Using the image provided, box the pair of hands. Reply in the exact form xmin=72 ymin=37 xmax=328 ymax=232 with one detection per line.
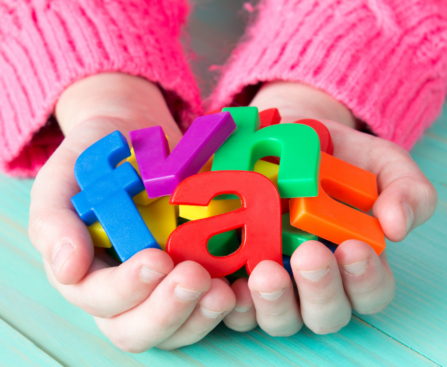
xmin=28 ymin=73 xmax=437 ymax=352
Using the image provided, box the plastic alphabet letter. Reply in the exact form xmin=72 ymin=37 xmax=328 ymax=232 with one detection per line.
xmin=88 ymin=222 xmax=112 ymax=248
xmin=130 ymin=112 xmax=236 ymax=198
xmin=71 ymin=131 xmax=160 ymax=262
xmin=167 ymin=171 xmax=283 ymax=278
xmin=124 ymin=148 xmax=160 ymax=206
xmin=289 ymin=152 xmax=386 ymax=255
xmin=281 ymin=213 xmax=317 ymax=256
xmin=179 ymin=198 xmax=241 ymax=220
xmin=261 ymin=115 xmax=334 ymax=165
xmin=259 ymin=108 xmax=282 ymax=164
xmin=282 ymin=255 xmax=293 ymax=278
xmin=88 ymin=196 xmax=177 ymax=251
xmin=212 ymin=107 xmax=320 ymax=198
xmin=295 ymin=119 xmax=333 ymax=155
xmin=137 ymin=196 xmax=178 ymax=251
xmin=259 ymin=108 xmax=281 ymax=129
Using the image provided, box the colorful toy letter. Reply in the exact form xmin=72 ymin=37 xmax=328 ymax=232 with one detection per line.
xmin=296 ymin=119 xmax=334 ymax=155
xmin=212 ymin=107 xmax=321 ymax=198
xmin=167 ymin=171 xmax=283 ymax=278
xmin=259 ymin=108 xmax=281 ymax=129
xmin=124 ymin=149 xmax=160 ymax=206
xmin=281 ymin=213 xmax=317 ymax=256
xmin=71 ymin=131 xmax=160 ymax=262
xmin=137 ymin=196 xmax=177 ymax=251
xmin=179 ymin=157 xmax=280 ymax=220
xmin=179 ymin=198 xmax=241 ymax=220
xmin=260 ymin=110 xmax=333 ymax=165
xmin=130 ymin=112 xmax=236 ymax=198
xmin=289 ymin=152 xmax=386 ymax=255
xmin=87 ymin=221 xmax=112 ymax=248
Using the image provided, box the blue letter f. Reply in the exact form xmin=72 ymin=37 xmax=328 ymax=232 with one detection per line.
xmin=71 ymin=131 xmax=160 ymax=262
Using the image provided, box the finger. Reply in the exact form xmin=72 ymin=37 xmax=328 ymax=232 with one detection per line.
xmin=44 ymin=248 xmax=174 ymax=318
xmin=29 ymin=117 xmax=139 ymax=285
xmin=319 ymin=121 xmax=437 ymax=242
xmin=158 ymin=278 xmax=236 ymax=350
xmin=248 ymin=261 xmax=302 ymax=337
xmin=372 ymin=166 xmax=437 ymax=241
xmin=95 ymin=261 xmax=211 ymax=353
xmin=224 ymin=278 xmax=257 ymax=332
xmin=335 ymin=240 xmax=395 ymax=314
xmin=291 ymin=241 xmax=351 ymax=334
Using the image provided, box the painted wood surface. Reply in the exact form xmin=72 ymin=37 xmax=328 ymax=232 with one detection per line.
xmin=0 ymin=0 xmax=446 ymax=365
xmin=0 ymin=319 xmax=62 ymax=367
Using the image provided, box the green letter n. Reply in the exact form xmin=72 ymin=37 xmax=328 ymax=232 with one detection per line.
xmin=211 ymin=107 xmax=320 ymax=198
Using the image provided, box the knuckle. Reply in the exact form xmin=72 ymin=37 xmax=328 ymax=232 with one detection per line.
xmin=108 ymin=323 xmax=148 ymax=353
xmin=308 ymin=317 xmax=351 ymax=335
xmin=353 ymin=277 xmax=395 ymax=315
xmin=157 ymin=344 xmax=177 ymax=351
xmin=45 ymin=270 xmax=59 ymax=290
xmin=263 ymin=308 xmax=291 ymax=320
xmin=223 ymin=318 xmax=257 ymax=333
xmin=265 ymin=324 xmax=301 ymax=337
xmin=304 ymin=289 xmax=339 ymax=306
xmin=356 ymin=303 xmax=389 ymax=315
xmin=28 ymin=206 xmax=58 ymax=259
xmin=310 ymin=324 xmax=344 ymax=335
xmin=423 ymin=181 xmax=438 ymax=210
xmin=28 ymin=206 xmax=47 ymax=244
xmin=76 ymin=287 xmax=99 ymax=316
xmin=267 ymin=329 xmax=297 ymax=337
xmin=152 ymin=311 xmax=181 ymax=331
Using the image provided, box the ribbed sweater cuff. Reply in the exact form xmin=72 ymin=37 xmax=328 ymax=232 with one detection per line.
xmin=0 ymin=0 xmax=201 ymax=177
xmin=211 ymin=0 xmax=447 ymax=150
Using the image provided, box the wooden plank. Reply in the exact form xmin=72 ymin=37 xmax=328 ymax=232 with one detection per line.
xmin=179 ymin=320 xmax=436 ymax=367
xmin=352 ymin=106 xmax=447 ymax=366
xmin=0 ymin=282 xmax=200 ymax=367
xmin=0 ymin=318 xmax=62 ymax=367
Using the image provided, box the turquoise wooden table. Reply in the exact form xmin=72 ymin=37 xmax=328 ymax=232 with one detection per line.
xmin=1 ymin=1 xmax=447 ymax=366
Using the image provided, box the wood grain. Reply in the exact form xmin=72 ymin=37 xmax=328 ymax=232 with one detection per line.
xmin=353 ymin=106 xmax=447 ymax=366
xmin=0 ymin=318 xmax=61 ymax=367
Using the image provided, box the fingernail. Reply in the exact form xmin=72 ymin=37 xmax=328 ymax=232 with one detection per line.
xmin=52 ymin=241 xmax=74 ymax=275
xmin=175 ymin=285 xmax=203 ymax=301
xmin=342 ymin=260 xmax=368 ymax=275
xmin=299 ymin=267 xmax=329 ymax=282
xmin=235 ymin=306 xmax=253 ymax=313
xmin=139 ymin=266 xmax=166 ymax=283
xmin=259 ymin=288 xmax=285 ymax=301
xmin=200 ymin=306 xmax=225 ymax=319
xmin=402 ymin=201 xmax=414 ymax=232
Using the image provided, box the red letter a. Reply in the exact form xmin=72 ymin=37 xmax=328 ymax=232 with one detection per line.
xmin=167 ymin=171 xmax=283 ymax=278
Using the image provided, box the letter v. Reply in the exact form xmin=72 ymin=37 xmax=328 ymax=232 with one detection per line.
xmin=130 ymin=112 xmax=236 ymax=198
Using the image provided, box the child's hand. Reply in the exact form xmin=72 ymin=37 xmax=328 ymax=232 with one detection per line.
xmin=28 ymin=73 xmax=236 ymax=352
xmin=223 ymin=81 xmax=438 ymax=336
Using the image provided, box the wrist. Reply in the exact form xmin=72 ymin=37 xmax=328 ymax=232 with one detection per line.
xmin=55 ymin=73 xmax=183 ymax=146
xmin=250 ymin=81 xmax=356 ymax=129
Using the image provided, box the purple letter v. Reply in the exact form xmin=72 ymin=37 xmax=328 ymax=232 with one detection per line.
xmin=130 ymin=111 xmax=236 ymax=198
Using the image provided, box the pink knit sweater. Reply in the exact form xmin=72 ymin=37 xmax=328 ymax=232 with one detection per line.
xmin=1 ymin=0 xmax=447 ymax=177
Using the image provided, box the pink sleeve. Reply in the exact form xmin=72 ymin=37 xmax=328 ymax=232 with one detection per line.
xmin=211 ymin=0 xmax=447 ymax=150
xmin=0 ymin=0 xmax=202 ymax=177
